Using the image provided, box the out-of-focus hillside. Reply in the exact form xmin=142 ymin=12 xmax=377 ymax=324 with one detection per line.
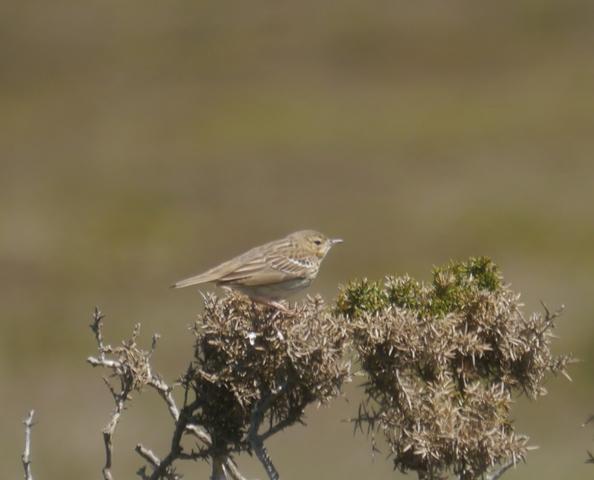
xmin=2 ymin=1 xmax=594 ymax=478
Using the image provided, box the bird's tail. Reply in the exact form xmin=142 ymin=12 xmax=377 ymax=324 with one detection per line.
xmin=170 ymin=272 xmax=215 ymax=289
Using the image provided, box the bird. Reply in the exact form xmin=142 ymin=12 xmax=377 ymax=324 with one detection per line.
xmin=171 ymin=230 xmax=343 ymax=311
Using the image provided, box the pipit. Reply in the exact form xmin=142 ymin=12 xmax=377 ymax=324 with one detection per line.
xmin=172 ymin=230 xmax=343 ymax=311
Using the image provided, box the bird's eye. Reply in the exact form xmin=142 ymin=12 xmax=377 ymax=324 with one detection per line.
xmin=314 ymin=239 xmax=322 ymax=245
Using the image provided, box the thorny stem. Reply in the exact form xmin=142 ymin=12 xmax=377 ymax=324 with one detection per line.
xmin=22 ymin=410 xmax=35 ymax=480
xmin=260 ymin=416 xmax=299 ymax=442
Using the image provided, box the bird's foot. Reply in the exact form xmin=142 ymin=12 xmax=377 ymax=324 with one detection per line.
xmin=251 ymin=298 xmax=295 ymax=316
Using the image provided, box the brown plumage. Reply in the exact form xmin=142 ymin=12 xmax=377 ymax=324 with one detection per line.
xmin=172 ymin=230 xmax=342 ymax=308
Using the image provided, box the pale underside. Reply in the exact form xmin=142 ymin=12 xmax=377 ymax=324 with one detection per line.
xmin=228 ymin=277 xmax=313 ymax=301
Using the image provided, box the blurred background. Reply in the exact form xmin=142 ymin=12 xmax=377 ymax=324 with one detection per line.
xmin=2 ymin=1 xmax=594 ymax=478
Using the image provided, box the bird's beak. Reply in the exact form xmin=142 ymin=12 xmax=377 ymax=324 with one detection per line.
xmin=331 ymin=238 xmax=344 ymax=245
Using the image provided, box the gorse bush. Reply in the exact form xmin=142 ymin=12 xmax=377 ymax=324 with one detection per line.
xmin=85 ymin=257 xmax=571 ymax=480
xmin=191 ymin=293 xmax=351 ymax=470
xmin=338 ymin=257 xmax=572 ymax=479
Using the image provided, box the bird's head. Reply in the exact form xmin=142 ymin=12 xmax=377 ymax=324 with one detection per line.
xmin=290 ymin=230 xmax=343 ymax=259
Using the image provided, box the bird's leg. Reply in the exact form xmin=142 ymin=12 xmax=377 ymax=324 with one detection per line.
xmin=251 ymin=297 xmax=294 ymax=316
xmin=269 ymin=300 xmax=293 ymax=315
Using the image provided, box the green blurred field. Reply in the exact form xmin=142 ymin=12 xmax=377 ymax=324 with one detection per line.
xmin=2 ymin=1 xmax=594 ymax=478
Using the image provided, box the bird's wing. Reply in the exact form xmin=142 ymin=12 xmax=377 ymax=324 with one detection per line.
xmin=172 ymin=238 xmax=297 ymax=289
xmin=269 ymin=254 xmax=316 ymax=277
xmin=170 ymin=246 xmax=262 ymax=289
xmin=218 ymin=263 xmax=290 ymax=286
xmin=217 ymin=250 xmax=308 ymax=286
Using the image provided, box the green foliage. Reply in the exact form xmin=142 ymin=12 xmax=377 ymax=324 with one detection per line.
xmin=339 ymin=256 xmax=502 ymax=319
xmin=336 ymin=278 xmax=388 ymax=317
xmin=429 ymin=256 xmax=502 ymax=316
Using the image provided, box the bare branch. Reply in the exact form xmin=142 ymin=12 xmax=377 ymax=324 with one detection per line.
xmin=22 ymin=410 xmax=35 ymax=480
xmin=145 ymin=370 xmax=246 ymax=480
xmin=136 ymin=444 xmax=162 ymax=469
xmin=221 ymin=457 xmax=249 ymax=480
xmin=147 ymin=376 xmax=181 ymax=422
xmin=486 ymin=460 xmax=515 ymax=480
xmin=90 ymin=306 xmax=107 ymax=361
xmin=149 ymin=334 xmax=161 ymax=358
xmin=211 ymin=456 xmax=231 ymax=480
xmin=248 ymin=396 xmax=280 ymax=480
xmin=87 ymin=307 xmax=121 ymax=372
xmin=259 ymin=416 xmax=299 ymax=442
xmin=147 ymin=400 xmax=196 ymax=480
xmin=88 ymin=309 xmax=136 ymax=480
xmin=87 ymin=309 xmax=205 ymax=480
xmin=101 ymin=380 xmax=132 ymax=480
xmin=88 ymin=356 xmax=121 ymax=370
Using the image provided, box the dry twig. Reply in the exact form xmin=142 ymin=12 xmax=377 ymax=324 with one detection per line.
xmin=87 ymin=307 xmax=248 ymax=480
xmin=486 ymin=460 xmax=515 ymax=480
xmin=22 ymin=410 xmax=35 ymax=480
xmin=87 ymin=307 xmax=137 ymax=480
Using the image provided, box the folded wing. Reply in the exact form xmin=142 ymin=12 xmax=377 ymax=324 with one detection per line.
xmin=171 ymin=238 xmax=304 ymax=289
